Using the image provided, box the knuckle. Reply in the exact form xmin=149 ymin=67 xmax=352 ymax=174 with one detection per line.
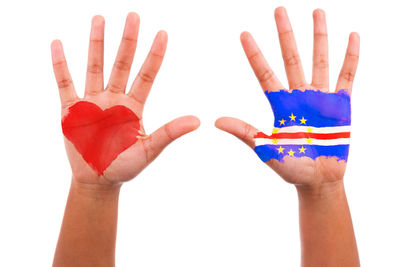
xmin=312 ymin=82 xmax=325 ymax=88
xmin=90 ymin=39 xmax=104 ymax=45
xmin=278 ymin=30 xmax=294 ymax=39
xmin=150 ymin=50 xmax=163 ymax=58
xmin=122 ymin=36 xmax=138 ymax=43
xmin=291 ymin=81 xmax=306 ymax=89
xmin=243 ymin=123 xmax=252 ymax=140
xmin=258 ymin=68 xmax=275 ymax=83
xmin=87 ymin=64 xmax=103 ymax=74
xmin=345 ymin=53 xmax=360 ymax=66
xmin=164 ymin=123 xmax=174 ymax=141
xmin=85 ymin=90 xmax=99 ymax=96
xmin=340 ymin=71 xmax=355 ymax=82
xmin=347 ymin=53 xmax=359 ymax=60
xmin=284 ymin=54 xmax=301 ymax=67
xmin=248 ymin=51 xmax=261 ymax=63
xmin=107 ymin=82 xmax=123 ymax=93
xmin=313 ymin=55 xmax=329 ymax=70
xmin=138 ymin=71 xmax=155 ymax=83
xmin=130 ymin=93 xmax=145 ymax=105
xmin=141 ymin=135 xmax=153 ymax=163
xmin=113 ymin=60 xmax=131 ymax=72
xmin=53 ymin=60 xmax=66 ymax=67
xmin=57 ymin=78 xmax=72 ymax=89
xmin=314 ymin=33 xmax=328 ymax=39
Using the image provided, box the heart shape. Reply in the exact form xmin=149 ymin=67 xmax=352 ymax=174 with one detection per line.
xmin=62 ymin=101 xmax=141 ymax=175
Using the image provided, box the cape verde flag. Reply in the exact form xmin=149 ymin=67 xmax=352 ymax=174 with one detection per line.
xmin=254 ymin=89 xmax=351 ymax=162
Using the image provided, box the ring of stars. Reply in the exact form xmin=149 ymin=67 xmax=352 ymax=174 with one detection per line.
xmin=272 ymin=113 xmax=311 ymax=158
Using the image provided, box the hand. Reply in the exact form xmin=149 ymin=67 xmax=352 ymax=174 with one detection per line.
xmin=215 ymin=7 xmax=360 ymax=189
xmin=51 ymin=13 xmax=200 ymax=187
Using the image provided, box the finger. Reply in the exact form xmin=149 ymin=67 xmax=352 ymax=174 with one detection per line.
xmin=215 ymin=118 xmax=282 ymax=166
xmin=142 ymin=116 xmax=200 ymax=161
xmin=240 ymin=31 xmax=284 ymax=92
xmin=336 ymin=32 xmax=360 ymax=95
xmin=311 ymin=9 xmax=329 ymax=90
xmin=128 ymin=31 xmax=168 ymax=105
xmin=51 ymin=40 xmax=78 ymax=108
xmin=85 ymin=15 xmax=105 ymax=96
xmin=274 ymin=7 xmax=307 ymax=89
xmin=106 ymin=12 xmax=140 ymax=94
xmin=215 ymin=117 xmax=259 ymax=148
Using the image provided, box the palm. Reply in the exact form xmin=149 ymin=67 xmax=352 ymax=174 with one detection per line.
xmin=52 ymin=13 xmax=199 ymax=186
xmin=271 ymin=83 xmax=349 ymax=185
xmin=216 ymin=8 xmax=359 ymax=186
xmin=62 ymin=93 xmax=146 ymax=185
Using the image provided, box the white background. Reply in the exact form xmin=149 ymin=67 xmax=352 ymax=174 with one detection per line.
xmin=0 ymin=0 xmax=399 ymax=266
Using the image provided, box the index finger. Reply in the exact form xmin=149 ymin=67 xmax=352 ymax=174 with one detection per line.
xmin=128 ymin=31 xmax=168 ymax=107
xmin=336 ymin=32 xmax=360 ymax=96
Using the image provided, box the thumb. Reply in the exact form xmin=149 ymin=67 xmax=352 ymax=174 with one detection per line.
xmin=215 ymin=116 xmax=278 ymax=163
xmin=215 ymin=116 xmax=258 ymax=148
xmin=143 ymin=115 xmax=200 ymax=161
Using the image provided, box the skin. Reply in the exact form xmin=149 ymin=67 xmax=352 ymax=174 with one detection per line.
xmin=215 ymin=7 xmax=360 ymax=267
xmin=51 ymin=13 xmax=200 ymax=267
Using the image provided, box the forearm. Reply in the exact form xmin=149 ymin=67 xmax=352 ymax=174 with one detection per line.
xmin=296 ymin=181 xmax=359 ymax=267
xmin=53 ymin=179 xmax=121 ymax=267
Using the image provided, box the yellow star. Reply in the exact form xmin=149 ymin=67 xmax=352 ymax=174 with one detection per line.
xmin=288 ymin=149 xmax=295 ymax=156
xmin=307 ymin=127 xmax=313 ymax=133
xmin=272 ymin=138 xmax=278 ymax=144
xmin=279 ymin=118 xmax=286 ymax=125
xmin=277 ymin=146 xmax=284 ymax=154
xmin=289 ymin=113 xmax=296 ymax=121
xmin=272 ymin=128 xmax=279 ymax=134
xmin=300 ymin=117 xmax=307 ymax=124
xmin=299 ymin=146 xmax=306 ymax=153
xmin=307 ymin=138 xmax=312 ymax=144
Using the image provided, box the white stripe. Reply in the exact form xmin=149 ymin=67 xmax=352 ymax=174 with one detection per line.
xmin=273 ymin=125 xmax=351 ymax=134
xmin=254 ymin=138 xmax=350 ymax=146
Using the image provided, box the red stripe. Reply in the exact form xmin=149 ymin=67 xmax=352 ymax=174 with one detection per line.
xmin=254 ymin=131 xmax=350 ymax=140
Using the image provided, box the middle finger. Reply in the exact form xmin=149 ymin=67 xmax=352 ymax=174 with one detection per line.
xmin=275 ymin=7 xmax=306 ymax=89
xmin=106 ymin=12 xmax=140 ymax=94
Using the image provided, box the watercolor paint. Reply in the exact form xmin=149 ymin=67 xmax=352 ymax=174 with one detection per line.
xmin=254 ymin=89 xmax=351 ymax=162
xmin=62 ymin=101 xmax=141 ymax=175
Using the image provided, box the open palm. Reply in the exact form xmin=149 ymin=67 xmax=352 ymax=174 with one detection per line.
xmin=216 ymin=7 xmax=360 ymax=187
xmin=51 ymin=13 xmax=199 ymax=186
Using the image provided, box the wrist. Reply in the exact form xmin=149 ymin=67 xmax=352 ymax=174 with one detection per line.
xmin=296 ymin=180 xmax=345 ymax=201
xmin=296 ymin=180 xmax=349 ymax=223
xmin=70 ymin=178 xmax=122 ymax=201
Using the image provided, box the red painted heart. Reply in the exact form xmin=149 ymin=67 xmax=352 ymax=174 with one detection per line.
xmin=62 ymin=101 xmax=141 ymax=175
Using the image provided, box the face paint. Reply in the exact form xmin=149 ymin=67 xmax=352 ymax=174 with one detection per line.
xmin=62 ymin=101 xmax=141 ymax=175
xmin=254 ymin=89 xmax=351 ymax=162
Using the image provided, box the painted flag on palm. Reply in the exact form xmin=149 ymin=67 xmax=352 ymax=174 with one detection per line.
xmin=254 ymin=89 xmax=351 ymax=162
